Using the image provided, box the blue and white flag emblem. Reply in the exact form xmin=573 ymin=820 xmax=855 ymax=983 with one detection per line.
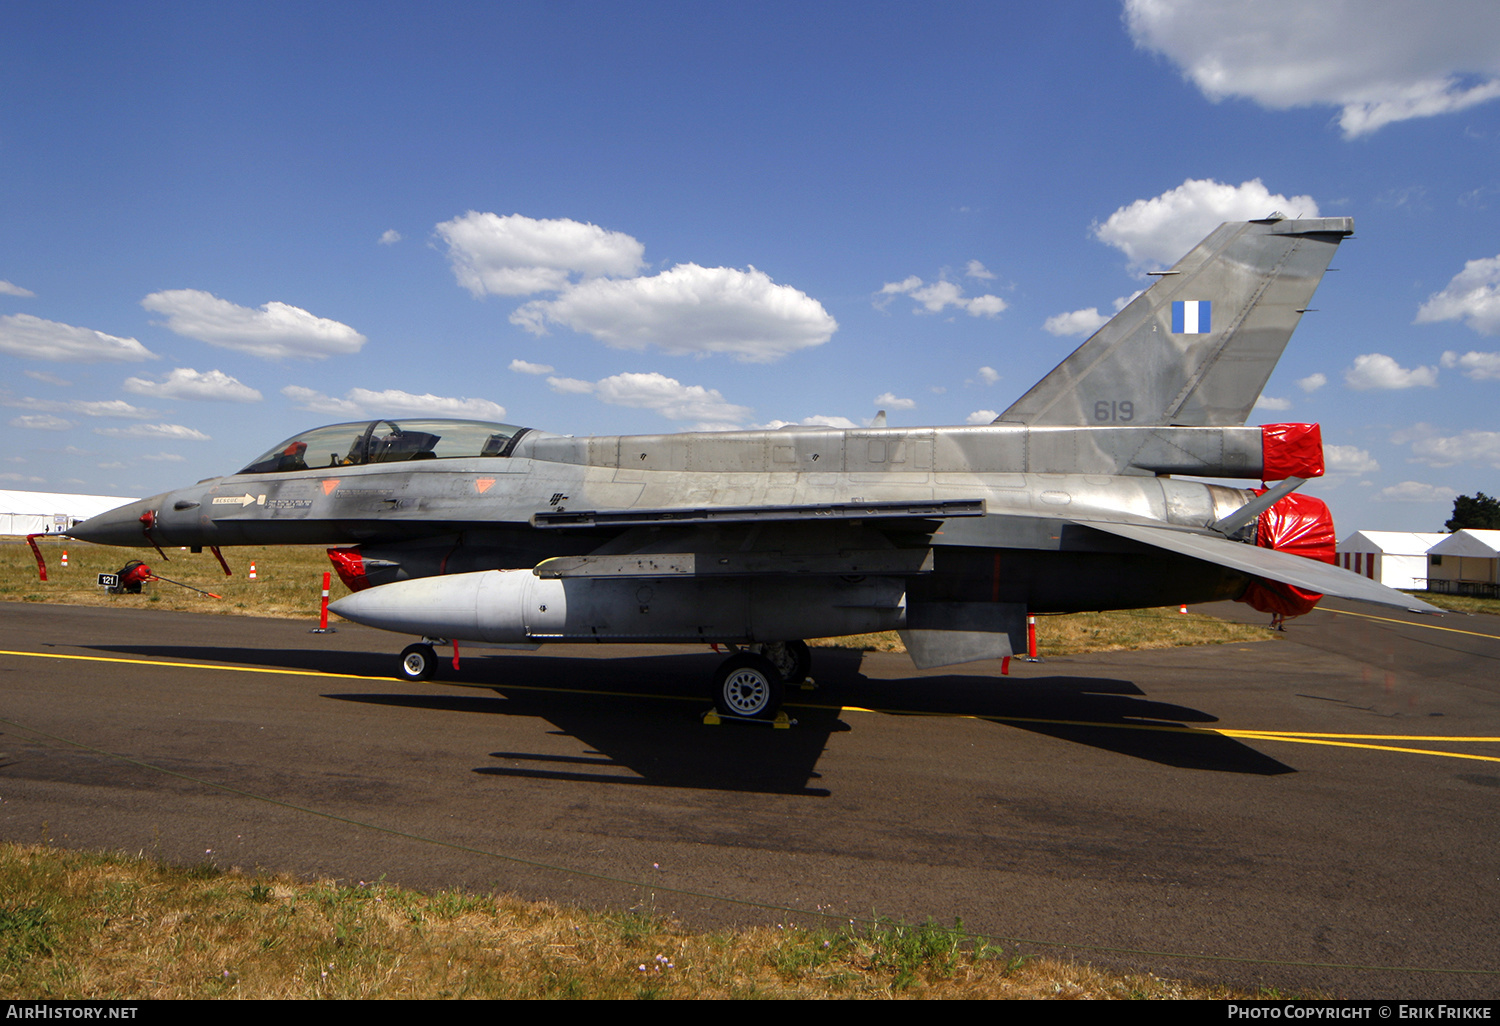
xmin=1172 ymin=300 xmax=1211 ymax=334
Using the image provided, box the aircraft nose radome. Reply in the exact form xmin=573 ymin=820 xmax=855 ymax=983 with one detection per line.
xmin=67 ymin=497 xmax=161 ymax=546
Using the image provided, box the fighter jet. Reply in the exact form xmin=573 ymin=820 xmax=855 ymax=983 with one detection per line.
xmin=71 ymin=215 xmax=1440 ymax=720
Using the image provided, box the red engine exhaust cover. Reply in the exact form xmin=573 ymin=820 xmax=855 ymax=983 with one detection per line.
xmin=1237 ymin=491 xmax=1337 ymax=617
xmin=1261 ymin=422 xmax=1325 ymax=481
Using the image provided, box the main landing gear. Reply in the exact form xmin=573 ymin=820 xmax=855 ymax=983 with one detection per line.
xmin=391 ymin=635 xmax=812 ymax=727
xmin=708 ymin=640 xmax=811 ymax=724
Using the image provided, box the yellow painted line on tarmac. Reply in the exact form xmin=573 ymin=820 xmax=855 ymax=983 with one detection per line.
xmin=0 ymin=647 xmax=707 ymax=704
xmin=1323 ymin=606 xmax=1500 ymax=641
xmin=0 ymin=647 xmax=395 ymax=682
xmin=1224 ymin=733 xmax=1500 ymax=763
xmin=836 ymin=705 xmax=1500 ymax=762
xmin=5 ymin=647 xmax=1499 ymax=761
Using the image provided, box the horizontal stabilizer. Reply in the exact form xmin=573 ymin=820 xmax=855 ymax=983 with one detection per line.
xmin=1080 ymin=520 xmax=1443 ymax=614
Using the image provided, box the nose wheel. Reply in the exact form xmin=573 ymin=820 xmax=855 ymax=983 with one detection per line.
xmin=398 ymin=642 xmax=437 ymax=682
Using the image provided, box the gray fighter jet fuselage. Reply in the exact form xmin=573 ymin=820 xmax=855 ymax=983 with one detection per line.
xmin=71 ymin=215 xmax=1440 ymax=720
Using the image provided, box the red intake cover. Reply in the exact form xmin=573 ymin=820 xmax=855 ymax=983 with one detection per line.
xmin=1261 ymin=423 xmax=1324 ymax=481
xmin=1237 ymin=491 xmax=1336 ymax=617
xmin=327 ymin=547 xmax=371 ymax=592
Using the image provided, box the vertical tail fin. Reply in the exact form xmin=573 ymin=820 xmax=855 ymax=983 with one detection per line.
xmin=997 ymin=216 xmax=1354 ymax=427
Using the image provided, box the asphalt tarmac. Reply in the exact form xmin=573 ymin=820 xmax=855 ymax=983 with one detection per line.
xmin=2 ymin=598 xmax=1498 ymax=998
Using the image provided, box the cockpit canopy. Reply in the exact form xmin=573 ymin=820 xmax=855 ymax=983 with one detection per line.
xmin=239 ymin=419 xmax=530 ymax=475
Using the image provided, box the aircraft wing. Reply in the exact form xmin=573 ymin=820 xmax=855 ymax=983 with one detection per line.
xmin=1078 ymin=520 xmax=1443 ymax=614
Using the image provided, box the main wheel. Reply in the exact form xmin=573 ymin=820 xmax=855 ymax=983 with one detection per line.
xmin=757 ymin=640 xmax=811 ymax=684
xmin=712 ymin=652 xmax=785 ymax=719
xmin=398 ymin=643 xmax=437 ymax=682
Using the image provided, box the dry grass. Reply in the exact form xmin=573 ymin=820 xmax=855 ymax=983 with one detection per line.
xmin=812 ymin=607 xmax=1273 ymax=658
xmin=0 ymin=843 xmax=1264 ymax=1000
xmin=1 ymin=538 xmax=350 ymax=620
xmin=1405 ymin=591 xmax=1500 ymax=616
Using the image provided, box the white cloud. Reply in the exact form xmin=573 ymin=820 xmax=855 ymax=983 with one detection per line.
xmin=1441 ymin=350 xmax=1500 ymax=380
xmin=1344 ymin=353 xmax=1439 ymax=390
xmin=1253 ymin=395 xmax=1292 ymax=411
xmin=1376 ymin=481 xmax=1462 ymax=503
xmin=141 ymin=452 xmax=187 ymax=462
xmin=508 ymin=359 xmax=555 ymax=375
xmin=544 ymin=376 xmax=597 ymax=395
xmin=0 ymin=280 xmax=35 ymax=297
xmin=1044 ymin=293 xmax=1140 ymax=337
xmin=977 ymin=366 xmax=1000 ymax=385
xmin=514 ymin=263 xmax=836 ymax=362
xmin=141 ymin=290 xmax=366 ymax=359
xmin=0 ymin=313 xmax=157 ymax=363
xmin=874 ymin=392 xmax=916 ymax=410
xmin=281 ymin=385 xmax=364 ymax=416
xmin=1416 ymin=256 xmax=1500 ymax=335
xmin=94 ymin=423 xmax=210 ymax=441
xmin=1044 ymin=307 xmax=1110 ymax=337
xmin=23 ymin=370 xmax=70 ymax=386
xmin=548 ymin=371 xmax=752 ymax=429
xmin=877 ymin=276 xmax=1008 ymax=318
xmin=378 ymin=229 xmax=402 ymax=245
xmin=1394 ymin=424 xmax=1500 ymax=468
xmin=1297 ymin=372 xmax=1328 ymax=393
xmin=436 ymin=211 xmax=646 ymax=297
xmin=0 ymin=472 xmax=47 ymax=483
xmin=1124 ymin=0 xmax=1500 ymax=137
xmin=3 ymin=397 xmax=157 ymax=420
xmin=345 ymin=388 xmax=507 ymax=421
xmin=965 ymin=260 xmax=996 ymax=280
xmin=279 ymin=385 xmax=505 ymax=420
xmin=966 ymin=410 xmax=999 ymax=425
xmin=1094 ymin=179 xmax=1320 ymax=267
xmin=1324 ymin=444 xmax=1380 ymax=475
xmin=758 ymin=415 xmax=860 ymax=430
xmin=124 ymin=367 xmax=263 ymax=403
xmin=10 ymin=414 xmax=72 ymax=431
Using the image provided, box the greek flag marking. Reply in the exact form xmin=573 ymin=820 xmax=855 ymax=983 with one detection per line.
xmin=1172 ymin=300 xmax=1211 ymax=334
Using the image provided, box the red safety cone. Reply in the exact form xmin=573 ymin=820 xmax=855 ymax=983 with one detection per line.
xmin=249 ymin=562 xmax=258 ymax=581
xmin=60 ymin=550 xmax=69 ymax=568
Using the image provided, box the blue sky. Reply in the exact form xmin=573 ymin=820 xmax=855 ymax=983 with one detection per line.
xmin=2 ymin=1 xmax=1498 ymax=532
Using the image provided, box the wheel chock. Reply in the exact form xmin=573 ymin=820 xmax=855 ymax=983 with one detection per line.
xmin=701 ymin=708 xmax=797 ymax=728
xmin=797 ymin=676 xmax=817 ymax=691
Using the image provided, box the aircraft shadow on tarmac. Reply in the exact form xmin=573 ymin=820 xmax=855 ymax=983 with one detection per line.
xmin=90 ymin=643 xmax=1293 ymax=790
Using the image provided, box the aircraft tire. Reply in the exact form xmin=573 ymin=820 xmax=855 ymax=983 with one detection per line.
xmin=398 ymin=643 xmax=437 ymax=682
xmin=712 ymin=652 xmax=784 ymax=720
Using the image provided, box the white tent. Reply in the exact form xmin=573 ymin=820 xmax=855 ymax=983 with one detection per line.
xmin=1427 ymin=530 xmax=1500 ymax=598
xmin=0 ymin=489 xmax=137 ymax=537
xmin=1335 ymin=531 xmax=1446 ymax=590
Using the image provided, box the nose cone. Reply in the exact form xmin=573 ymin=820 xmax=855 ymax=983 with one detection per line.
xmin=67 ymin=496 xmax=164 ymax=546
